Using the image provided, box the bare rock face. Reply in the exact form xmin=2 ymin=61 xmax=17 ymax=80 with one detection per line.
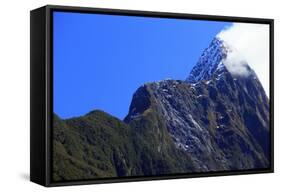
xmin=125 ymin=38 xmax=270 ymax=171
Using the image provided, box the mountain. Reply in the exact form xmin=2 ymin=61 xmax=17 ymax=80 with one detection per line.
xmin=53 ymin=37 xmax=270 ymax=181
xmin=125 ymin=37 xmax=269 ymax=170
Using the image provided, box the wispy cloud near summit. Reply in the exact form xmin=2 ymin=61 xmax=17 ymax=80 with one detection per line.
xmin=217 ymin=23 xmax=270 ymax=96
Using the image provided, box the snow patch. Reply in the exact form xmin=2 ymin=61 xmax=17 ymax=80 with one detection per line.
xmin=189 ymin=114 xmax=203 ymax=131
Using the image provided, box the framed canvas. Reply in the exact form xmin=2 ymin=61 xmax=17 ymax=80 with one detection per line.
xmin=30 ymin=5 xmax=274 ymax=187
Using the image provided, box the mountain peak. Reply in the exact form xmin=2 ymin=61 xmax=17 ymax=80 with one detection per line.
xmin=186 ymin=37 xmax=230 ymax=83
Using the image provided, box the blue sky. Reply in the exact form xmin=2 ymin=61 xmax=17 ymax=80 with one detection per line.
xmin=53 ymin=11 xmax=230 ymax=119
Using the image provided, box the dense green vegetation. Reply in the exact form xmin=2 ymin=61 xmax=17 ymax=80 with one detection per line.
xmin=53 ymin=108 xmax=196 ymax=181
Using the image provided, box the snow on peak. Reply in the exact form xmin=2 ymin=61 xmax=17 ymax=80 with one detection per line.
xmin=186 ymin=37 xmax=230 ymax=83
xmin=186 ymin=37 xmax=255 ymax=84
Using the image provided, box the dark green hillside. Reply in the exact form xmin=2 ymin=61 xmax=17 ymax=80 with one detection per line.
xmin=53 ymin=111 xmax=137 ymax=181
xmin=53 ymin=109 xmax=196 ymax=181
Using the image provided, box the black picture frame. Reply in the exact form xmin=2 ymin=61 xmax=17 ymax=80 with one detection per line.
xmin=30 ymin=5 xmax=274 ymax=187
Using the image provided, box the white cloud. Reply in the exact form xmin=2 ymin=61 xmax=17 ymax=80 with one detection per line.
xmin=217 ymin=23 xmax=270 ymax=96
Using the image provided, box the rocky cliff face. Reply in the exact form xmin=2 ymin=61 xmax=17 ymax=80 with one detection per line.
xmin=186 ymin=38 xmax=229 ymax=83
xmin=125 ymin=37 xmax=270 ymax=171
xmin=53 ymin=38 xmax=270 ymax=181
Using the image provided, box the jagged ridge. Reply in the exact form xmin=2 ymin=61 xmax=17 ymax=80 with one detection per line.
xmin=186 ymin=37 xmax=229 ymax=83
xmin=126 ymin=37 xmax=270 ymax=170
